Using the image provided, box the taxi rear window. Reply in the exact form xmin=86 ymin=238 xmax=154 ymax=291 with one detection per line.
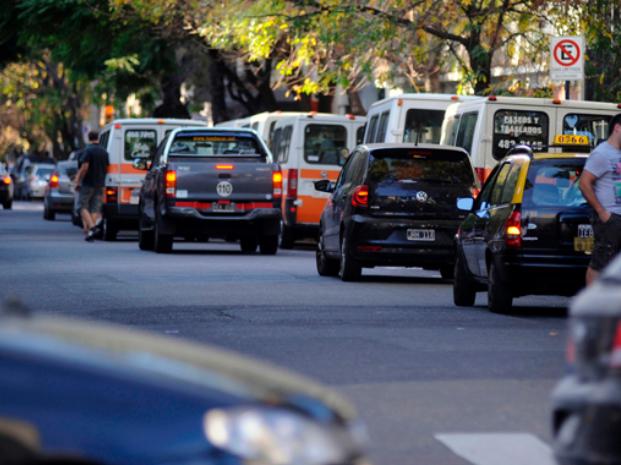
xmin=522 ymin=159 xmax=587 ymax=208
xmin=169 ymin=133 xmax=265 ymax=158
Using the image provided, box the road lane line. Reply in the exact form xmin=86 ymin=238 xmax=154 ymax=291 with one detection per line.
xmin=435 ymin=433 xmax=556 ymax=465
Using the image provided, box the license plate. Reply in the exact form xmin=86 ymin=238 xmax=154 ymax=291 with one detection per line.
xmin=212 ymin=202 xmax=235 ymax=212
xmin=407 ymin=229 xmax=435 ymax=241
xmin=574 ymin=224 xmax=593 ymax=254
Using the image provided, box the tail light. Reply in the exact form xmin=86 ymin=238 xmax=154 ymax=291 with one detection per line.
xmin=105 ymin=186 xmax=118 ymax=204
xmin=352 ymin=185 xmax=369 ymax=208
xmin=3 ymin=175 xmax=11 ymax=185
xmin=49 ymin=172 xmax=59 ymax=189
xmin=286 ymin=169 xmax=298 ymax=199
xmin=470 ymin=186 xmax=480 ymax=198
xmin=215 ymin=164 xmax=234 ymax=170
xmin=610 ymin=322 xmax=621 ymax=370
xmin=504 ymin=209 xmax=522 ymax=248
xmin=165 ymin=170 xmax=177 ymax=198
xmin=272 ymin=170 xmax=283 ymax=199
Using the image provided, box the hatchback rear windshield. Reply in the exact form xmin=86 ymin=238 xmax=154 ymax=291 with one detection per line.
xmin=368 ymin=148 xmax=474 ymax=185
xmin=169 ymin=133 xmax=265 ymax=157
xmin=34 ymin=167 xmax=54 ymax=177
xmin=522 ymin=159 xmax=587 ymax=208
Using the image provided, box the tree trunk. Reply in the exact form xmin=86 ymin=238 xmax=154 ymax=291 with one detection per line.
xmin=153 ymin=73 xmax=191 ymax=119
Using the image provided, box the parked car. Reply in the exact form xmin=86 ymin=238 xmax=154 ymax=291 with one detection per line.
xmin=18 ymin=163 xmax=55 ymax=199
xmin=314 ymin=143 xmax=477 ymax=281
xmin=0 ymin=310 xmax=367 ymax=465
xmin=0 ymin=165 xmax=14 ymax=209
xmin=551 ymin=253 xmax=621 ymax=465
xmin=43 ymin=160 xmax=78 ymax=220
xmin=453 ymin=139 xmax=593 ymax=313
xmin=137 ymin=127 xmax=282 ymax=254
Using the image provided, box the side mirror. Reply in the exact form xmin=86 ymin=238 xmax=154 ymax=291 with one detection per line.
xmin=314 ymin=179 xmax=335 ymax=193
xmin=133 ymin=159 xmax=148 ymax=171
xmin=456 ymin=197 xmax=474 ymax=211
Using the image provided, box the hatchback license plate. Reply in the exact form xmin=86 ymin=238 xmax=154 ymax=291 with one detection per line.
xmin=574 ymin=224 xmax=594 ymax=254
xmin=407 ymin=229 xmax=435 ymax=241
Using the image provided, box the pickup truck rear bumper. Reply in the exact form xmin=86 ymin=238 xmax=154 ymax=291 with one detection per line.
xmin=163 ymin=207 xmax=281 ymax=237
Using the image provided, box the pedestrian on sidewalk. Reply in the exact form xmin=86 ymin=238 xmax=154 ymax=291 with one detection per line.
xmin=580 ymin=113 xmax=621 ymax=285
xmin=74 ymin=131 xmax=109 ymax=242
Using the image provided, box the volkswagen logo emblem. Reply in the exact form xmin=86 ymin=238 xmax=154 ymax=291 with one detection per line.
xmin=415 ymin=191 xmax=428 ymax=203
xmin=216 ymin=181 xmax=233 ymax=197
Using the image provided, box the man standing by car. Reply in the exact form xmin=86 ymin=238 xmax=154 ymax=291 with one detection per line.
xmin=580 ymin=113 xmax=621 ymax=284
xmin=74 ymin=131 xmax=109 ymax=242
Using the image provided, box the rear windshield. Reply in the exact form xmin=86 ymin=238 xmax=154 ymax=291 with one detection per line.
xmin=368 ymin=148 xmax=474 ymax=186
xmin=522 ymin=159 xmax=587 ymax=208
xmin=493 ymin=110 xmax=548 ymax=159
xmin=403 ymin=109 xmax=445 ymax=144
xmin=34 ymin=167 xmax=54 ymax=177
xmin=58 ymin=163 xmax=77 ymax=177
xmin=169 ymin=133 xmax=265 ymax=158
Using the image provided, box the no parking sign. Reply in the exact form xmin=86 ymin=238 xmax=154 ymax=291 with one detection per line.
xmin=550 ymin=36 xmax=584 ymax=81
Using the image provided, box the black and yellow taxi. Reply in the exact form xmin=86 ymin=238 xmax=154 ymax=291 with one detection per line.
xmin=453 ymin=135 xmax=594 ymax=313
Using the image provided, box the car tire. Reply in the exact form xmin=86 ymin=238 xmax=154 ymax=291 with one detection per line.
xmin=240 ymin=237 xmax=258 ymax=254
xmin=259 ymin=235 xmax=278 ymax=255
xmin=3 ymin=199 xmax=12 ymax=210
xmin=440 ymin=265 xmax=453 ymax=280
xmin=453 ymin=255 xmax=476 ymax=307
xmin=154 ymin=218 xmax=173 ymax=253
xmin=43 ymin=206 xmax=55 ymax=221
xmin=316 ymin=231 xmax=339 ymax=277
xmin=488 ymin=262 xmax=513 ymax=313
xmin=138 ymin=224 xmax=155 ymax=251
xmin=339 ymin=235 xmax=362 ymax=282
xmin=103 ymin=218 xmax=118 ymax=241
xmin=280 ymin=224 xmax=295 ymax=249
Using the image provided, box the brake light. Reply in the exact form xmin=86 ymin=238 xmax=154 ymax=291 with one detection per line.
xmin=610 ymin=322 xmax=621 ymax=369
xmin=3 ymin=176 xmax=11 ymax=185
xmin=286 ymin=169 xmax=298 ymax=199
xmin=105 ymin=186 xmax=118 ymax=204
xmin=215 ymin=164 xmax=234 ymax=170
xmin=352 ymin=185 xmax=369 ymax=208
xmin=272 ymin=170 xmax=283 ymax=199
xmin=49 ymin=172 xmax=59 ymax=188
xmin=504 ymin=209 xmax=522 ymax=248
xmin=165 ymin=170 xmax=177 ymax=197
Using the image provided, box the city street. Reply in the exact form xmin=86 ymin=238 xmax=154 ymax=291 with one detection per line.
xmin=1 ymin=202 xmax=570 ymax=465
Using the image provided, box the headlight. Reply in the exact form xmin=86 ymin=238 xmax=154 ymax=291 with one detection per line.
xmin=204 ymin=407 xmax=360 ymax=465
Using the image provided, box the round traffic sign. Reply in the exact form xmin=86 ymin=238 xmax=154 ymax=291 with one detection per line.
xmin=553 ymin=39 xmax=581 ymax=67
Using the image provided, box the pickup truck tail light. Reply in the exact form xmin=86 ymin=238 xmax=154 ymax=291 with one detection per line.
xmin=504 ymin=209 xmax=522 ymax=248
xmin=165 ymin=170 xmax=177 ymax=198
xmin=105 ymin=186 xmax=118 ymax=204
xmin=286 ymin=169 xmax=298 ymax=199
xmin=352 ymin=185 xmax=369 ymax=208
xmin=610 ymin=321 xmax=621 ymax=370
xmin=49 ymin=172 xmax=59 ymax=189
xmin=272 ymin=170 xmax=283 ymax=199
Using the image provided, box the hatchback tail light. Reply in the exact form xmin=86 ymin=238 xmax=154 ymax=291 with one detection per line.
xmin=272 ymin=170 xmax=283 ymax=199
xmin=3 ymin=175 xmax=12 ymax=185
xmin=165 ymin=170 xmax=177 ymax=198
xmin=504 ymin=209 xmax=522 ymax=248
xmin=286 ymin=169 xmax=298 ymax=199
xmin=105 ymin=186 xmax=118 ymax=204
xmin=49 ymin=172 xmax=59 ymax=189
xmin=352 ymin=185 xmax=369 ymax=208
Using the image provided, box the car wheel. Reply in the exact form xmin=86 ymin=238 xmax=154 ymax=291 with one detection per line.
xmin=43 ymin=205 xmax=55 ymax=221
xmin=240 ymin=237 xmax=258 ymax=254
xmin=488 ymin=262 xmax=513 ymax=313
xmin=3 ymin=199 xmax=12 ymax=210
xmin=280 ymin=224 xmax=295 ymax=249
xmin=316 ymin=239 xmax=339 ymax=277
xmin=154 ymin=218 xmax=173 ymax=253
xmin=339 ymin=235 xmax=362 ymax=281
xmin=259 ymin=235 xmax=278 ymax=255
xmin=103 ymin=218 xmax=118 ymax=241
xmin=138 ymin=221 xmax=155 ymax=251
xmin=453 ymin=254 xmax=476 ymax=307
xmin=440 ymin=265 xmax=453 ymax=280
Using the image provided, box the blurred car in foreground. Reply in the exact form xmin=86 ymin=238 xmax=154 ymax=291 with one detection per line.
xmin=43 ymin=160 xmax=78 ymax=220
xmin=453 ymin=140 xmax=593 ymax=312
xmin=314 ymin=143 xmax=477 ymax=281
xmin=551 ymin=254 xmax=621 ymax=465
xmin=0 ymin=310 xmax=367 ymax=465
xmin=0 ymin=165 xmax=13 ymax=209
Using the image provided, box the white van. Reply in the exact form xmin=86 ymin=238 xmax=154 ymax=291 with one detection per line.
xmin=270 ymin=113 xmax=366 ymax=247
xmin=99 ymin=118 xmax=208 ymax=240
xmin=363 ymin=93 xmax=478 ymax=144
xmin=216 ymin=111 xmax=308 ymax=148
xmin=441 ymin=96 xmax=620 ymax=183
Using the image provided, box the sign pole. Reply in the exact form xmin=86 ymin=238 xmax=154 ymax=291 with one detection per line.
xmin=565 ymin=80 xmax=570 ymax=100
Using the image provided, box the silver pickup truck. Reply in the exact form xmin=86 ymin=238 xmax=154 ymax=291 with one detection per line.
xmin=137 ymin=128 xmax=282 ymax=254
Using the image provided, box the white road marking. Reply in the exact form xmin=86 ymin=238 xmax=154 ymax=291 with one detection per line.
xmin=12 ymin=201 xmax=44 ymax=212
xmin=435 ymin=433 xmax=556 ymax=465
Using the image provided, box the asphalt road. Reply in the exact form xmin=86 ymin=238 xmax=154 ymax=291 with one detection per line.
xmin=0 ymin=202 xmax=571 ymax=465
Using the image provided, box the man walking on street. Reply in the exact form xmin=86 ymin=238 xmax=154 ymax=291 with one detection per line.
xmin=74 ymin=131 xmax=109 ymax=242
xmin=580 ymin=113 xmax=621 ymax=285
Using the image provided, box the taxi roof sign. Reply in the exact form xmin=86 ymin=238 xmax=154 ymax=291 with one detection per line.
xmin=553 ymin=134 xmax=590 ymax=146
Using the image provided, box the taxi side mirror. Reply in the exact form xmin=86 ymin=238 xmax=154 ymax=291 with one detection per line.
xmin=132 ymin=159 xmax=149 ymax=171
xmin=457 ymin=197 xmax=474 ymax=211
xmin=314 ymin=179 xmax=335 ymax=193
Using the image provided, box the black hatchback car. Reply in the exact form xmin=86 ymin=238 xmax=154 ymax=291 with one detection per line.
xmin=552 ymin=254 xmax=621 ymax=465
xmin=314 ymin=144 xmax=477 ymax=281
xmin=453 ymin=146 xmax=593 ymax=312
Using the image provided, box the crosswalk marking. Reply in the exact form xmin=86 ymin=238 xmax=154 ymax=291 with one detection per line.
xmin=435 ymin=433 xmax=556 ymax=465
